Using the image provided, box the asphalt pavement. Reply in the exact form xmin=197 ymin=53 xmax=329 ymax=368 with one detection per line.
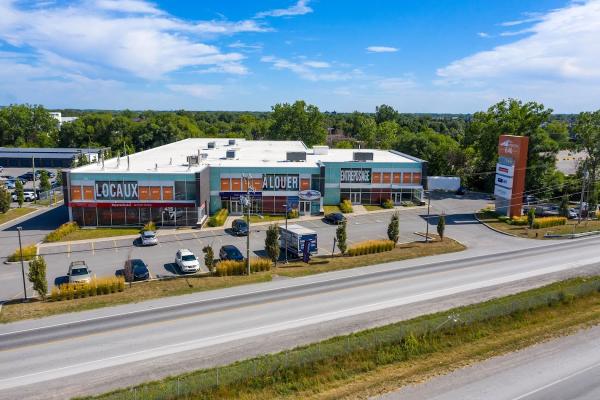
xmin=378 ymin=324 xmax=600 ymax=400
xmin=1 ymin=234 xmax=599 ymax=399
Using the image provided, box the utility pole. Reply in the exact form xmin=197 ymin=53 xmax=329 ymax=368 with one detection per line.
xmin=32 ymin=156 xmax=37 ymax=204
xmin=425 ymin=191 xmax=431 ymax=243
xmin=578 ymin=164 xmax=588 ymax=224
xmin=242 ymin=174 xmax=253 ymax=276
xmin=17 ymin=227 xmax=27 ymax=302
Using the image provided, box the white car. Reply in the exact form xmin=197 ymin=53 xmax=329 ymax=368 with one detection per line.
xmin=175 ymin=249 xmax=200 ymax=273
xmin=140 ymin=230 xmax=158 ymax=246
xmin=12 ymin=190 xmax=36 ymax=202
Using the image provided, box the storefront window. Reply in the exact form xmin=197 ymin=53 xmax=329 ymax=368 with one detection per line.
xmin=98 ymin=208 xmax=112 ymax=226
xmin=175 ymin=181 xmax=196 ymax=200
xmin=125 ymin=207 xmax=140 ymax=226
xmin=72 ymin=207 xmax=84 ymax=226
xmin=111 ymin=207 xmax=125 ymax=225
xmin=83 ymin=208 xmax=97 ymax=226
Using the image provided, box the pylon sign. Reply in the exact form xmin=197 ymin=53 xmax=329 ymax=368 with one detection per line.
xmin=494 ymin=135 xmax=529 ymax=217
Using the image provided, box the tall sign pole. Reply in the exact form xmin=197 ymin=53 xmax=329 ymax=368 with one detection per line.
xmin=494 ymin=135 xmax=529 ymax=217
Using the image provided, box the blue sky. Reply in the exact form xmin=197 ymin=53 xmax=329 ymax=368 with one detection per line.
xmin=0 ymin=0 xmax=598 ymax=112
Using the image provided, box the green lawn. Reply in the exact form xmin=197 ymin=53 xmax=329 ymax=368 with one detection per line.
xmin=245 ymin=214 xmax=289 ymax=224
xmin=323 ymin=205 xmax=342 ymax=214
xmin=56 ymin=227 xmax=142 ymax=242
xmin=364 ymin=204 xmax=385 ymax=211
xmin=0 ymin=207 xmax=36 ymax=225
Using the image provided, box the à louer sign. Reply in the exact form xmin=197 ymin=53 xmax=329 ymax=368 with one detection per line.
xmin=95 ymin=181 xmax=139 ymax=200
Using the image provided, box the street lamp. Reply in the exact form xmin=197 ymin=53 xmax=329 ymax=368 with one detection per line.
xmin=283 ymin=204 xmax=289 ymax=264
xmin=424 ymin=190 xmax=431 ymax=243
xmin=17 ymin=226 xmax=27 ymax=302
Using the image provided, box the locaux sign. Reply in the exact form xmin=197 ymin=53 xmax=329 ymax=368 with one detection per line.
xmin=95 ymin=181 xmax=139 ymax=200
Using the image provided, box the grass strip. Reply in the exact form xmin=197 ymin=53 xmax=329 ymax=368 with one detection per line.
xmin=80 ymin=276 xmax=600 ymax=400
xmin=0 ymin=207 xmax=36 ymax=225
xmin=53 ymin=227 xmax=142 ymax=242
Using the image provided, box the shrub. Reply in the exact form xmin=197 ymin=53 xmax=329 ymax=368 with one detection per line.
xmin=532 ymin=216 xmax=567 ymax=229
xmin=339 ymin=200 xmax=353 ymax=214
xmin=141 ymin=221 xmax=156 ymax=232
xmin=7 ymin=244 xmax=37 ymax=262
xmin=347 ymin=240 xmax=395 ymax=257
xmin=381 ymin=198 xmax=394 ymax=209
xmin=50 ymin=276 xmax=125 ymax=301
xmin=508 ymin=216 xmax=528 ymax=226
xmin=287 ymin=208 xmax=300 ymax=219
xmin=44 ymin=221 xmax=78 ymax=242
xmin=215 ymin=258 xmax=271 ymax=276
xmin=401 ymin=201 xmax=416 ymax=207
xmin=28 ymin=256 xmax=48 ymax=300
xmin=208 ymin=208 xmax=229 ymax=227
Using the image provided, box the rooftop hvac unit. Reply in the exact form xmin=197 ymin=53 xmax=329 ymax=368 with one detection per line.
xmin=228 ymin=139 xmax=236 ymax=145
xmin=353 ymin=152 xmax=374 ymax=162
xmin=313 ymin=145 xmax=329 ymax=155
xmin=226 ymin=149 xmax=236 ymax=159
xmin=286 ymin=152 xmax=307 ymax=162
xmin=207 ymin=141 xmax=216 ymax=149
xmin=187 ymin=155 xmax=199 ymax=165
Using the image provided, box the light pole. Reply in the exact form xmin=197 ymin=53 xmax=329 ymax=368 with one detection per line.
xmin=425 ymin=190 xmax=431 ymax=243
xmin=241 ymin=174 xmax=254 ymax=276
xmin=17 ymin=226 xmax=27 ymax=302
xmin=283 ymin=204 xmax=289 ymax=264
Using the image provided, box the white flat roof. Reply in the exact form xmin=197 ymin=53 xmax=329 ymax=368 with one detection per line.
xmin=71 ymin=138 xmax=419 ymax=174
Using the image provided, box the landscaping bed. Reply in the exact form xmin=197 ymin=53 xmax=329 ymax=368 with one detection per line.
xmin=0 ymin=207 xmax=36 ymax=225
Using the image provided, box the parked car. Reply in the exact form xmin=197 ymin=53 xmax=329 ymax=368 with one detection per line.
xmin=567 ymin=208 xmax=578 ymax=219
xmin=38 ymin=169 xmax=56 ymax=178
xmin=219 ymin=245 xmax=244 ymax=261
xmin=231 ymin=219 xmax=249 ymax=236
xmin=140 ymin=230 xmax=158 ymax=246
xmin=124 ymin=259 xmax=150 ymax=282
xmin=523 ymin=194 xmax=537 ymax=205
xmin=455 ymin=186 xmax=466 ymax=195
xmin=324 ymin=212 xmax=346 ymax=225
xmin=67 ymin=261 xmax=92 ymax=284
xmin=18 ymin=172 xmax=35 ymax=181
xmin=175 ymin=249 xmax=200 ymax=273
xmin=2 ymin=179 xmax=15 ymax=190
xmin=12 ymin=190 xmax=36 ymax=202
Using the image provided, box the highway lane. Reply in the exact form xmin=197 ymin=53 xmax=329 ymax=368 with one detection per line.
xmin=0 ymin=235 xmax=599 ymax=398
xmin=379 ymin=324 xmax=600 ymax=400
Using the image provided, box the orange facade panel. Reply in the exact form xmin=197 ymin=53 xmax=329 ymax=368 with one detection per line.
xmin=382 ymin=172 xmax=391 ymax=184
xmin=252 ymin=178 xmax=263 ymax=191
xmin=139 ymin=186 xmax=150 ymax=200
xmin=231 ymin=178 xmax=242 ymax=191
xmin=220 ymin=178 xmax=230 ymax=191
xmin=412 ymin=173 xmax=421 ymax=184
xmin=403 ymin=173 xmax=412 ymax=184
xmin=300 ymin=178 xmax=310 ymax=190
xmin=70 ymin=186 xmax=82 ymax=201
xmin=83 ymin=186 xmax=94 ymax=200
xmin=393 ymin=173 xmax=401 ymax=184
xmin=162 ymin=186 xmax=173 ymax=200
xmin=372 ymin=172 xmax=381 ymax=184
xmin=149 ymin=186 xmax=161 ymax=200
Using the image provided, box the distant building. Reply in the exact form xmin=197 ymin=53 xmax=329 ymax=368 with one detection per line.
xmin=0 ymin=147 xmax=107 ymax=168
xmin=50 ymin=112 xmax=78 ymax=127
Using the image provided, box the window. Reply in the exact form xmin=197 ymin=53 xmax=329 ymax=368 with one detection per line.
xmin=311 ymin=174 xmax=322 ymax=191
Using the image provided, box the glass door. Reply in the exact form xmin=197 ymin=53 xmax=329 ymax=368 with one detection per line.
xmin=229 ymin=200 xmax=243 ymax=215
xmin=393 ymin=192 xmax=402 ymax=204
xmin=299 ymin=201 xmax=311 ymax=215
xmin=350 ymin=192 xmax=361 ymax=204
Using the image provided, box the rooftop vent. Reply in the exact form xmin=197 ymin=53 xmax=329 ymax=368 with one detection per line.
xmin=286 ymin=152 xmax=307 ymax=162
xmin=187 ymin=155 xmax=199 ymax=166
xmin=353 ymin=152 xmax=374 ymax=162
xmin=226 ymin=149 xmax=236 ymax=159
xmin=228 ymin=139 xmax=236 ymax=146
xmin=207 ymin=141 xmax=216 ymax=149
xmin=313 ymin=145 xmax=329 ymax=155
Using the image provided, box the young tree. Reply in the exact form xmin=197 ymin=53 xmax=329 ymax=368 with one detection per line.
xmin=40 ymin=170 xmax=51 ymax=193
xmin=387 ymin=212 xmax=400 ymax=245
xmin=437 ymin=214 xmax=446 ymax=241
xmin=265 ymin=224 xmax=280 ymax=267
xmin=28 ymin=256 xmax=48 ymax=300
xmin=527 ymin=207 xmax=536 ymax=229
xmin=56 ymin=169 xmax=63 ymax=187
xmin=336 ymin=220 xmax=347 ymax=255
xmin=0 ymin=183 xmax=10 ymax=213
xmin=559 ymin=194 xmax=569 ymax=218
xmin=15 ymin=180 xmax=24 ymax=208
xmin=202 ymin=246 xmax=215 ymax=273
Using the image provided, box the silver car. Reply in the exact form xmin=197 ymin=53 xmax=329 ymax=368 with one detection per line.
xmin=175 ymin=249 xmax=200 ymax=273
xmin=140 ymin=230 xmax=158 ymax=246
xmin=67 ymin=261 xmax=92 ymax=284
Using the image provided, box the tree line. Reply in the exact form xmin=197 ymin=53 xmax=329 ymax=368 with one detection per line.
xmin=1 ymin=100 xmax=598 ymax=203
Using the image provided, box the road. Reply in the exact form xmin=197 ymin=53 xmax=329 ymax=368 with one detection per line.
xmin=1 ymin=234 xmax=599 ymax=399
xmin=379 ymin=324 xmax=600 ymax=400
xmin=0 ymin=192 xmax=493 ymax=301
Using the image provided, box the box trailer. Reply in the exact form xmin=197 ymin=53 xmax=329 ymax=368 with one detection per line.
xmin=279 ymin=224 xmax=318 ymax=259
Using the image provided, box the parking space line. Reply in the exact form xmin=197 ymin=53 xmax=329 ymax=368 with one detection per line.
xmin=67 ymin=243 xmax=71 ymax=258
xmin=91 ymin=242 xmax=95 ymax=255
xmin=113 ymin=240 xmax=118 ymax=252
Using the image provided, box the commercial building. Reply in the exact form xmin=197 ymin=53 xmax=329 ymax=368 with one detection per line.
xmin=65 ymin=138 xmax=426 ymax=227
xmin=0 ymin=147 xmax=107 ymax=168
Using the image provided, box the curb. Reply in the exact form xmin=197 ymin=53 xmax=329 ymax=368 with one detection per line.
xmin=473 ymin=213 xmax=521 ymax=238
xmin=545 ymin=230 xmax=600 ymax=239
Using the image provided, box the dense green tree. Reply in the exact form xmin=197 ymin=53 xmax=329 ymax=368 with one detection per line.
xmin=0 ymin=184 xmax=10 ymax=213
xmin=375 ymin=120 xmax=399 ymax=150
xmin=39 ymin=171 xmax=51 ymax=193
xmin=349 ymin=113 xmax=377 ymax=147
xmin=15 ymin=180 xmax=24 ymax=208
xmin=334 ymin=140 xmax=354 ymax=149
xmin=395 ymin=129 xmax=465 ymax=176
xmin=387 ymin=212 xmax=400 ymax=245
xmin=0 ymin=104 xmax=59 ymax=147
xmin=336 ymin=220 xmax=347 ymax=255
xmin=268 ymin=100 xmax=326 ymax=146
xmin=574 ymin=110 xmax=600 ymax=208
xmin=265 ymin=224 xmax=280 ymax=267
xmin=375 ymin=104 xmax=399 ymax=124
xmin=544 ymin=120 xmax=570 ymax=149
xmin=28 ymin=256 xmax=48 ymax=300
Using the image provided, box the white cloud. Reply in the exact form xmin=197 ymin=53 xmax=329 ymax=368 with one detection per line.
xmin=255 ymin=0 xmax=313 ymax=18
xmin=167 ymin=84 xmax=223 ymax=99
xmin=261 ymin=55 xmax=354 ymax=81
xmin=366 ymin=46 xmax=398 ymax=53
xmin=228 ymin=41 xmax=263 ymax=51
xmin=0 ymin=0 xmax=265 ymax=80
xmin=477 ymin=32 xmax=490 ymax=38
xmin=499 ymin=15 xmax=543 ymax=27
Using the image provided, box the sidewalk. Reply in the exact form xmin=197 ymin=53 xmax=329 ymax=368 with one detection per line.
xmin=37 ymin=205 xmax=426 ymax=249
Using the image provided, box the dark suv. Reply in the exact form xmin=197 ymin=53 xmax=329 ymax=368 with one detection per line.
xmin=219 ymin=245 xmax=244 ymax=261
xmin=231 ymin=219 xmax=249 ymax=236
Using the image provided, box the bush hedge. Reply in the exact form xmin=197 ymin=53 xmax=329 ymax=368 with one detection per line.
xmin=287 ymin=208 xmax=300 ymax=219
xmin=44 ymin=221 xmax=78 ymax=242
xmin=533 ymin=216 xmax=567 ymax=229
xmin=340 ymin=200 xmax=353 ymax=213
xmin=207 ymin=208 xmax=229 ymax=227
xmin=382 ymin=198 xmax=394 ymax=209
xmin=508 ymin=216 xmax=528 ymax=226
xmin=50 ymin=276 xmax=125 ymax=301
xmin=141 ymin=221 xmax=157 ymax=232
xmin=7 ymin=244 xmax=37 ymax=262
xmin=215 ymin=258 xmax=271 ymax=276
xmin=347 ymin=240 xmax=395 ymax=257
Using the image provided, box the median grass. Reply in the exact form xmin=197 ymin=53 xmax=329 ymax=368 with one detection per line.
xmin=0 ymin=207 xmax=36 ymax=225
xmin=274 ymin=236 xmax=464 ymax=278
xmin=81 ymin=276 xmax=600 ymax=400
xmin=0 ymin=274 xmax=272 ymax=323
xmin=46 ymin=227 xmax=142 ymax=242
xmin=477 ymin=209 xmax=600 ymax=239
